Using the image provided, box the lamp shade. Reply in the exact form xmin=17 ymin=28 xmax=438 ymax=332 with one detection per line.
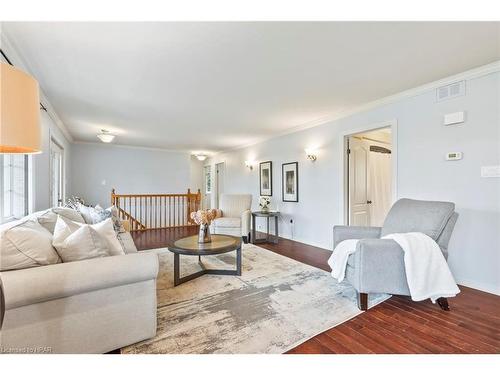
xmin=0 ymin=62 xmax=41 ymax=153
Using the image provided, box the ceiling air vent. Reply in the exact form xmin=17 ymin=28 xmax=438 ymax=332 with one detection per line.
xmin=436 ymin=80 xmax=466 ymax=102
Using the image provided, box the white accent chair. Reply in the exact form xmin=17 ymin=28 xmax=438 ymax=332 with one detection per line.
xmin=211 ymin=194 xmax=252 ymax=243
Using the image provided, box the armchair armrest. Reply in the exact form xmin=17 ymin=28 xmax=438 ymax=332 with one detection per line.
xmin=351 ymin=238 xmax=408 ymax=295
xmin=241 ymin=209 xmax=251 ymax=236
xmin=333 ymin=225 xmax=381 ymax=248
xmin=1 ymin=253 xmax=159 ymax=310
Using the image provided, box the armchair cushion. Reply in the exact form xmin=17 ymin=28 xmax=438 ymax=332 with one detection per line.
xmin=381 ymin=198 xmax=455 ymax=241
xmin=219 ymin=194 xmax=252 ymax=218
xmin=213 ymin=217 xmax=241 ymax=228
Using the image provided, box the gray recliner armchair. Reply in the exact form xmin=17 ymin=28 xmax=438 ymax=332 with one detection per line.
xmin=333 ymin=198 xmax=459 ymax=311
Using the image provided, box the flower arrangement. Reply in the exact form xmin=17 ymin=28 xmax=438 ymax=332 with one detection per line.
xmin=190 ymin=209 xmax=219 ymax=226
xmin=259 ymin=196 xmax=271 ymax=212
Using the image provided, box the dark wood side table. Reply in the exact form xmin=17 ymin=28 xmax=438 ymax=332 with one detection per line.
xmin=251 ymin=211 xmax=280 ymax=244
xmin=168 ymin=234 xmax=242 ymax=286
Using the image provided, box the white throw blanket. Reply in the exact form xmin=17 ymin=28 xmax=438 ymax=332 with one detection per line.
xmin=328 ymin=232 xmax=460 ymax=303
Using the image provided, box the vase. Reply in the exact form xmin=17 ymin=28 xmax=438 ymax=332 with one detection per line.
xmin=261 ymin=206 xmax=269 ymax=213
xmin=198 ymin=223 xmax=212 ymax=243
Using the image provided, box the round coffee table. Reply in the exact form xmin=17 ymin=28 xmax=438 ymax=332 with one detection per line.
xmin=168 ymin=234 xmax=242 ymax=286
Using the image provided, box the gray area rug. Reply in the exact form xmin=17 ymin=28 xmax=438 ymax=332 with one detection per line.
xmin=122 ymin=244 xmax=388 ymax=354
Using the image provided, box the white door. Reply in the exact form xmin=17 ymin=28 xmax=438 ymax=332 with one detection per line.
xmin=203 ymin=165 xmax=212 ymax=209
xmin=50 ymin=139 xmax=64 ymax=207
xmin=348 ymin=137 xmax=370 ymax=226
xmin=215 ymin=162 xmax=225 ymax=209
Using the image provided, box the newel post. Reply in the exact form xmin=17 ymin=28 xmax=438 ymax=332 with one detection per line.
xmin=111 ymin=188 xmax=116 ymax=206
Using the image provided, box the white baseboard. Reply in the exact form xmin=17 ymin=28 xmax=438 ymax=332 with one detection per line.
xmin=455 ymin=277 xmax=500 ymax=296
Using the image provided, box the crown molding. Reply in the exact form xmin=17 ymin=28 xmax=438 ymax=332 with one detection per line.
xmin=216 ymin=59 xmax=500 ymax=155
xmin=1 ymin=30 xmax=74 ymax=143
xmin=73 ymin=141 xmax=194 ymax=154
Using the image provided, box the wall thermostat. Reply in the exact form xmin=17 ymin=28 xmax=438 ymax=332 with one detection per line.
xmin=446 ymin=152 xmax=462 ymax=161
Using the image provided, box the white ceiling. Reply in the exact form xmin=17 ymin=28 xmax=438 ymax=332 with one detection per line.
xmin=3 ymin=22 xmax=499 ymax=152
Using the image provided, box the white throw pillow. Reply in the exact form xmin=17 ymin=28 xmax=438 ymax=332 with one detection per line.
xmin=0 ymin=218 xmax=61 ymax=271
xmin=54 ymin=225 xmax=111 ymax=262
xmin=32 ymin=207 xmax=85 ymax=234
xmin=52 ymin=216 xmax=125 ymax=258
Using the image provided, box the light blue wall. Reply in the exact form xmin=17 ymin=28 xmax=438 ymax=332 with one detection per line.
xmin=70 ymin=143 xmax=203 ymax=207
xmin=211 ymin=71 xmax=500 ymax=294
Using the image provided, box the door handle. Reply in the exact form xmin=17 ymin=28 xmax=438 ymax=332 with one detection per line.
xmin=367 ymin=200 xmax=372 ymax=204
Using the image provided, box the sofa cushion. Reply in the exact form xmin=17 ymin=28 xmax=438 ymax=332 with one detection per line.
xmin=381 ymin=198 xmax=455 ymax=241
xmin=0 ymin=218 xmax=61 ymax=271
xmin=213 ymin=217 xmax=241 ymax=228
xmin=52 ymin=216 xmax=125 ymax=262
xmin=32 ymin=207 xmax=85 ymax=234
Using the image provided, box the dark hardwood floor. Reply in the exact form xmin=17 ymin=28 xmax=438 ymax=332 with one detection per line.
xmin=131 ymin=228 xmax=500 ymax=354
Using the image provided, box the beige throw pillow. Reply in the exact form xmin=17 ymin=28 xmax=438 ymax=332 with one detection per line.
xmin=54 ymin=225 xmax=110 ymax=262
xmin=52 ymin=216 xmax=125 ymax=262
xmin=33 ymin=207 xmax=85 ymax=234
xmin=0 ymin=218 xmax=61 ymax=271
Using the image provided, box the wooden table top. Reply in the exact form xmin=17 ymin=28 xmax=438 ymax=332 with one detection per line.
xmin=169 ymin=234 xmax=242 ymax=255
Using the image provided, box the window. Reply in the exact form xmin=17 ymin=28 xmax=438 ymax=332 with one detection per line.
xmin=0 ymin=154 xmax=29 ymax=223
xmin=204 ymin=165 xmax=212 ymax=194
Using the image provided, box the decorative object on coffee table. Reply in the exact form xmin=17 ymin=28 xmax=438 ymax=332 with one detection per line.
xmin=259 ymin=196 xmax=271 ymax=212
xmin=259 ymin=161 xmax=272 ymax=196
xmin=252 ymin=211 xmax=280 ymax=244
xmin=168 ymin=234 xmax=242 ymax=286
xmin=282 ymin=162 xmax=298 ymax=202
xmin=190 ymin=209 xmax=219 ymax=243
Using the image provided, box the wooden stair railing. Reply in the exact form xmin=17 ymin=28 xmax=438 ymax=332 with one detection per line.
xmin=111 ymin=188 xmax=201 ymax=231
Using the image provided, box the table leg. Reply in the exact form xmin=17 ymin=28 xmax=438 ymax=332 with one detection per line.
xmin=174 ymin=253 xmax=180 ymax=286
xmin=236 ymin=245 xmax=242 ymax=276
xmin=274 ymin=216 xmax=279 ymax=244
xmin=266 ymin=216 xmax=270 ymax=241
xmin=251 ymin=214 xmax=256 ymax=244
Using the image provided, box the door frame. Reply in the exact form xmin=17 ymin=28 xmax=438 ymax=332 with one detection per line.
xmin=49 ymin=136 xmax=65 ymax=207
xmin=339 ymin=119 xmax=398 ymax=225
xmin=214 ymin=161 xmax=225 ymax=209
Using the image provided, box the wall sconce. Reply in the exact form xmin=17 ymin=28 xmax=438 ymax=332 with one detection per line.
xmin=305 ymin=148 xmax=318 ymax=162
xmin=245 ymin=160 xmax=255 ymax=170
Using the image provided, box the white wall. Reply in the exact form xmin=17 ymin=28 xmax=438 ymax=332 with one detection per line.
xmin=70 ymin=143 xmax=203 ymax=206
xmin=209 ymin=71 xmax=500 ymax=295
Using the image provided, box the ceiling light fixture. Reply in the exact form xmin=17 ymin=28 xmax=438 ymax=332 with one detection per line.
xmin=97 ymin=129 xmax=115 ymax=143
xmin=195 ymin=154 xmax=208 ymax=161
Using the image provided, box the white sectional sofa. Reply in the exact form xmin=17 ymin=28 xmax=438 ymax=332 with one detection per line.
xmin=0 ymin=208 xmax=159 ymax=354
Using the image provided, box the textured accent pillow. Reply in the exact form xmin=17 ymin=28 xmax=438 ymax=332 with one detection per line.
xmin=33 ymin=207 xmax=85 ymax=234
xmin=0 ymin=218 xmax=61 ymax=271
xmin=77 ymin=203 xmax=112 ymax=225
xmin=53 ymin=216 xmax=125 ymax=258
xmin=53 ymin=225 xmax=111 ymax=262
xmin=95 ymin=205 xmax=125 ymax=233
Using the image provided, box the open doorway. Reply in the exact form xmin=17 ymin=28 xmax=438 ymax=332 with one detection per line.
xmin=346 ymin=127 xmax=392 ymax=227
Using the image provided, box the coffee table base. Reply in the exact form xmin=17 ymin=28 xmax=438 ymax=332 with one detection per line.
xmin=173 ymin=247 xmax=242 ymax=286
